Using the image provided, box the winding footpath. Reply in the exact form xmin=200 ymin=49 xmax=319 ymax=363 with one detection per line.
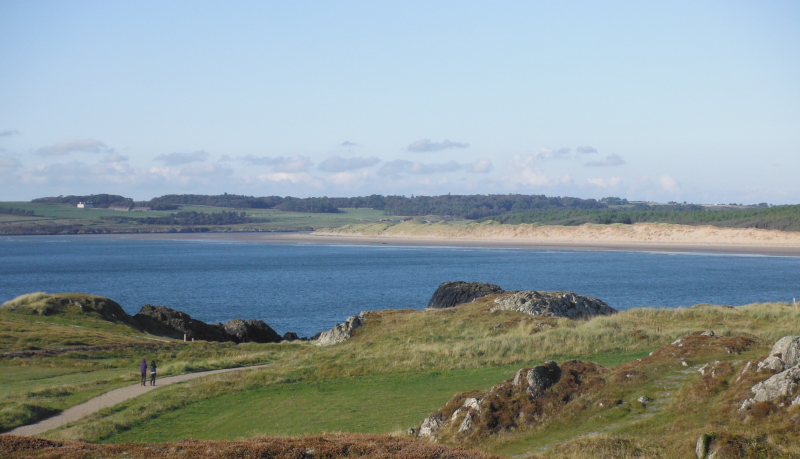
xmin=5 ymin=364 xmax=269 ymax=437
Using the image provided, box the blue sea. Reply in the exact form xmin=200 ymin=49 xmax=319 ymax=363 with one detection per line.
xmin=1 ymin=235 xmax=799 ymax=337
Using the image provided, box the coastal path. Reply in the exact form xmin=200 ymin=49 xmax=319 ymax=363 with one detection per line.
xmin=5 ymin=364 xmax=269 ymax=437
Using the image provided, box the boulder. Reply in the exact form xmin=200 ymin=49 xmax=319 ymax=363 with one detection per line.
xmin=491 ymin=291 xmax=616 ymax=319
xmin=512 ymin=361 xmax=561 ymax=396
xmin=316 ymin=315 xmax=364 ymax=346
xmin=426 ymin=281 xmax=505 ymax=309
xmin=222 ymin=318 xmax=282 ymax=343
xmin=741 ymin=366 xmax=800 ymax=410
xmin=282 ymin=332 xmax=300 ymax=341
xmin=757 ymin=336 xmax=800 ymax=372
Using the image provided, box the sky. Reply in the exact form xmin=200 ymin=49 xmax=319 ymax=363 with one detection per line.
xmin=1 ymin=1 xmax=799 ymax=204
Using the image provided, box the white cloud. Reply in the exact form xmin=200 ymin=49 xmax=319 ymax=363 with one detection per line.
xmin=154 ymin=150 xmax=209 ymax=166
xmin=660 ymin=174 xmax=680 ymax=193
xmin=407 ymin=139 xmax=469 ymax=152
xmin=511 ymin=154 xmax=572 ymax=187
xmin=254 ymin=171 xmax=322 ymax=186
xmin=0 ymin=129 xmax=20 ymax=137
xmin=377 ymin=159 xmax=461 ymax=176
xmin=317 ymin=155 xmax=380 ymax=172
xmin=340 ymin=141 xmax=357 ymax=147
xmin=101 ymin=153 xmax=129 ymax=163
xmin=576 ymin=146 xmax=598 ymax=154
xmin=325 ymin=170 xmax=372 ymax=186
xmin=36 ymin=139 xmax=109 ymax=156
xmin=467 ymin=159 xmax=493 ymax=173
xmin=533 ymin=147 xmax=571 ymax=160
xmin=587 ymin=177 xmax=623 ymax=189
xmin=239 ymin=155 xmax=312 ymax=172
xmin=586 ymin=154 xmax=625 ymax=167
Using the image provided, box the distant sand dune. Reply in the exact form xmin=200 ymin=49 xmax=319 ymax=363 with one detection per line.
xmin=314 ymin=221 xmax=800 ymax=255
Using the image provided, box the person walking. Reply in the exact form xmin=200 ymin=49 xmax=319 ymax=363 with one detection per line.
xmin=150 ymin=360 xmax=157 ymax=386
xmin=140 ymin=358 xmax=147 ymax=386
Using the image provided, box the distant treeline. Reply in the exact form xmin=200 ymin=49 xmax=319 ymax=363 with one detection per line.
xmin=484 ymin=204 xmax=800 ymax=231
xmin=141 ymin=193 xmax=605 ymax=218
xmin=0 ymin=207 xmax=35 ymax=216
xmin=102 ymin=211 xmax=251 ymax=226
xmin=32 ymin=194 xmax=134 ymax=209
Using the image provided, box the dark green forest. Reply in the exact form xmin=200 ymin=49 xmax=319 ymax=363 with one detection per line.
xmin=483 ymin=204 xmax=800 ymax=231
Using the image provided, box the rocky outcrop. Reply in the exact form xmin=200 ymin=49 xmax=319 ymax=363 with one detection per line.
xmin=426 ymin=281 xmax=505 ymax=309
xmin=135 ymin=305 xmax=281 ymax=343
xmin=491 ymin=290 xmax=616 ymax=319
xmin=756 ymin=336 xmax=800 ymax=372
xmin=418 ymin=360 xmax=605 ymax=443
xmin=221 ymin=318 xmax=282 ymax=344
xmin=0 ymin=292 xmax=133 ymax=324
xmin=740 ymin=336 xmax=800 ymax=411
xmin=316 ymin=314 xmax=365 ymax=346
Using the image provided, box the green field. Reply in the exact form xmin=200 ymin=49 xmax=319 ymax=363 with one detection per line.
xmin=0 ymin=202 xmax=396 ymax=234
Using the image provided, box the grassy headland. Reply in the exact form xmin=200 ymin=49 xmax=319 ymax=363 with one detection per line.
xmin=3 ymin=290 xmax=800 ymax=457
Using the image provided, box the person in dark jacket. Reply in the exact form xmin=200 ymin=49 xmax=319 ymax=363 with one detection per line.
xmin=150 ymin=361 xmax=157 ymax=386
xmin=140 ymin=358 xmax=147 ymax=386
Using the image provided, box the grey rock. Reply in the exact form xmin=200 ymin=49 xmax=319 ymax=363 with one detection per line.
xmin=282 ymin=331 xmax=300 ymax=341
xmin=491 ymin=291 xmax=616 ymax=319
xmin=426 ymin=281 xmax=505 ymax=309
xmin=316 ymin=315 xmax=364 ymax=346
xmin=696 ymin=433 xmax=713 ymax=458
xmin=637 ymin=396 xmax=653 ymax=406
xmin=513 ymin=361 xmax=561 ymax=397
xmin=700 ymin=330 xmax=716 ymax=337
xmin=757 ymin=336 xmax=800 ymax=372
xmin=741 ymin=366 xmax=800 ymax=410
xmin=418 ymin=412 xmax=445 ymax=438
xmin=222 ymin=318 xmax=281 ymax=344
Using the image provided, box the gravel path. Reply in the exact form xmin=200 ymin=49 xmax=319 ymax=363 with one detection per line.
xmin=5 ymin=364 xmax=269 ymax=437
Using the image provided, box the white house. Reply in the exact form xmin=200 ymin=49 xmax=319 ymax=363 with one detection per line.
xmin=77 ymin=202 xmax=94 ymax=208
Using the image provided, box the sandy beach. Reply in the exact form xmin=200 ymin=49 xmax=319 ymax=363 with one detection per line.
xmin=108 ymin=222 xmax=800 ymax=256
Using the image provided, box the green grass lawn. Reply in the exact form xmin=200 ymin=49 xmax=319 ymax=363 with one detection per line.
xmin=103 ymin=366 xmax=521 ymax=443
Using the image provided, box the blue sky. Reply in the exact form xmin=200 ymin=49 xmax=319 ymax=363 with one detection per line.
xmin=1 ymin=1 xmax=798 ymax=203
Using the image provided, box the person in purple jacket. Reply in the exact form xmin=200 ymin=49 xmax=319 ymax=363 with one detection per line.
xmin=140 ymin=358 xmax=147 ymax=386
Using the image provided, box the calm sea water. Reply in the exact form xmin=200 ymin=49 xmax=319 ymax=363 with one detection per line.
xmin=1 ymin=235 xmax=799 ymax=336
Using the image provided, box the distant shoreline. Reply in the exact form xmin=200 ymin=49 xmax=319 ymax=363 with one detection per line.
xmin=21 ymin=228 xmax=800 ymax=256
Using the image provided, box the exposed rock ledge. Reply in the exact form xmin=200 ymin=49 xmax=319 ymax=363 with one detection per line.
xmin=491 ymin=290 xmax=617 ymax=319
xmin=740 ymin=335 xmax=800 ymax=411
xmin=316 ymin=314 xmax=366 ymax=346
xmin=425 ymin=281 xmax=617 ymax=319
xmin=135 ymin=305 xmax=282 ymax=344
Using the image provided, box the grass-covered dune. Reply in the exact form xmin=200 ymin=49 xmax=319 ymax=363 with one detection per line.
xmin=3 ymin=291 xmax=800 ymax=457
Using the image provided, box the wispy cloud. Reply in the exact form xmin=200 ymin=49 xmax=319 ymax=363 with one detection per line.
xmin=36 ymin=139 xmax=109 ymax=156
xmin=532 ymin=147 xmax=571 ymax=160
xmin=238 ymin=155 xmax=312 ymax=172
xmin=340 ymin=141 xmax=357 ymax=147
xmin=510 ymin=154 xmax=572 ymax=187
xmin=660 ymin=174 xmax=680 ymax=193
xmin=0 ymin=129 xmax=20 ymax=137
xmin=407 ymin=139 xmax=469 ymax=152
xmin=101 ymin=153 xmax=129 ymax=163
xmin=467 ymin=159 xmax=493 ymax=173
xmin=576 ymin=146 xmax=598 ymax=154
xmin=377 ymin=160 xmax=461 ymax=176
xmin=587 ymin=177 xmax=622 ymax=189
xmin=154 ymin=150 xmax=209 ymax=166
xmin=317 ymin=155 xmax=380 ymax=173
xmin=0 ymin=156 xmax=22 ymax=172
xmin=586 ymin=154 xmax=625 ymax=167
